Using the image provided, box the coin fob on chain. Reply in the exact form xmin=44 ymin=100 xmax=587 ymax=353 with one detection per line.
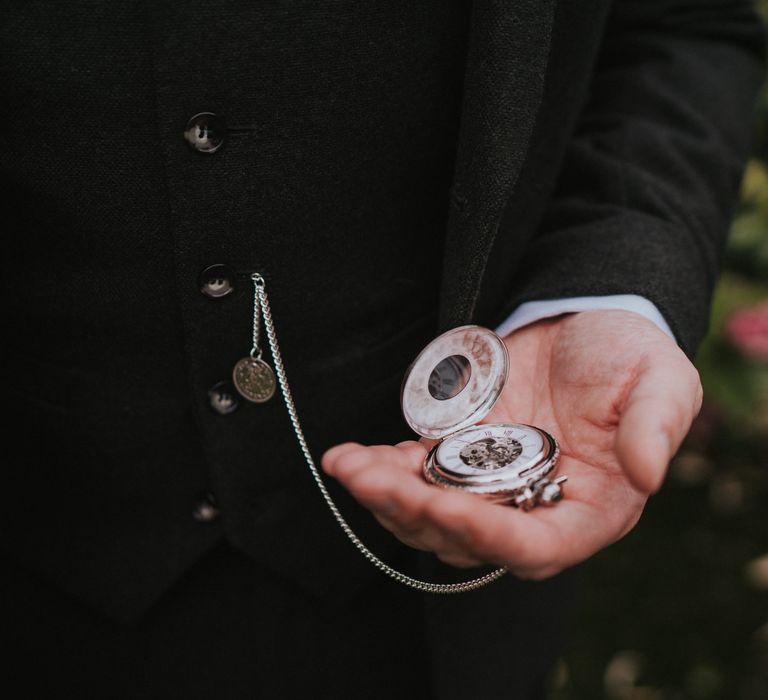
xmin=232 ymin=356 xmax=276 ymax=403
xmin=400 ymin=325 xmax=566 ymax=509
xmin=232 ymin=273 xmax=277 ymax=404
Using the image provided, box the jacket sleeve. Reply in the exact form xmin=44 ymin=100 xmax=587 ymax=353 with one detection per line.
xmin=499 ymin=0 xmax=766 ymax=358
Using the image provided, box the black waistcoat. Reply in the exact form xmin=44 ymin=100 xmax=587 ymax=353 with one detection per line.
xmin=3 ymin=1 xmax=474 ymax=618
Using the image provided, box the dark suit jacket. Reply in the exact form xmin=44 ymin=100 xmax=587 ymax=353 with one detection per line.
xmin=1 ymin=0 xmax=764 ymax=696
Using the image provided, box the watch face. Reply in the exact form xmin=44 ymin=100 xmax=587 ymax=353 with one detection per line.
xmin=434 ymin=424 xmax=547 ymax=478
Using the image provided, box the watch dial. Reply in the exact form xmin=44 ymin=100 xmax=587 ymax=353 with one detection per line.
xmin=435 ymin=424 xmax=545 ymax=477
xmin=459 ymin=436 xmax=522 ymax=470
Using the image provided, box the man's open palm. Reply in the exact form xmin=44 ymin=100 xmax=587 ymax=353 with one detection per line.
xmin=322 ymin=310 xmax=703 ymax=579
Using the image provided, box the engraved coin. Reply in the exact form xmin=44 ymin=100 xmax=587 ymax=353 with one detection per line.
xmin=459 ymin=436 xmax=523 ymax=470
xmin=232 ymin=357 xmax=276 ymax=403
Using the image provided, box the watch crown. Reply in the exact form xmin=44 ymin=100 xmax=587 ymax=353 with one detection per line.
xmin=536 ymin=475 xmax=567 ymax=506
xmin=539 ymin=482 xmax=563 ymax=505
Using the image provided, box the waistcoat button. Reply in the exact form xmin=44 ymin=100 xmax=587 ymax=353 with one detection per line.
xmin=184 ymin=112 xmax=226 ymax=153
xmin=199 ymin=264 xmax=235 ymax=298
xmin=208 ymin=380 xmax=239 ymax=415
xmin=192 ymin=493 xmax=220 ymax=523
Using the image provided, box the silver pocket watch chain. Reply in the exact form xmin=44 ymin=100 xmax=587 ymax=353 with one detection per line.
xmin=247 ymin=273 xmax=507 ymax=594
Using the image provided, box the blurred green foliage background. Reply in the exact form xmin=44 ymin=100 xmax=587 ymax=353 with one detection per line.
xmin=549 ymin=5 xmax=768 ymax=699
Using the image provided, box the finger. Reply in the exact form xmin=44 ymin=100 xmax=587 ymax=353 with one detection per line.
xmin=361 ymin=478 xmax=458 ymax=553
xmin=328 ymin=442 xmax=502 ymax=558
xmin=341 ymin=452 xmax=438 ymax=524
xmin=338 ymin=449 xmax=644 ymax=578
xmin=394 ymin=440 xmax=431 ymax=476
xmin=322 ymin=441 xmax=426 ymax=480
xmin=321 ymin=442 xmax=364 ymax=476
xmin=344 ymin=454 xmax=578 ymax=573
xmin=324 ymin=443 xmax=435 ymax=527
xmin=425 ymin=492 xmax=620 ymax=579
xmin=349 ymin=443 xmax=427 ymax=480
xmin=435 ymin=551 xmax=486 ymax=569
xmin=338 ymin=454 xmax=519 ymax=566
xmin=376 ymin=512 xmax=485 ymax=564
xmin=374 ymin=499 xmax=476 ymax=557
xmin=615 ymin=350 xmax=703 ymax=493
xmin=322 ymin=442 xmax=472 ymax=558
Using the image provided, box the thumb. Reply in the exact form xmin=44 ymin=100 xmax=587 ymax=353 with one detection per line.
xmin=614 ymin=351 xmax=703 ymax=493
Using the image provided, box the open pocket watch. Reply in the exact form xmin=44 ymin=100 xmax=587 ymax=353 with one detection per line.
xmin=400 ymin=325 xmax=566 ymax=510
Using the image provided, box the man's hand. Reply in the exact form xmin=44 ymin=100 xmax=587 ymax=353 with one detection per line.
xmin=321 ymin=310 xmax=702 ymax=580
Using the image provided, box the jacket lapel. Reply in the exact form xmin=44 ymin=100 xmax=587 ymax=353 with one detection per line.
xmin=439 ymin=0 xmax=557 ymax=328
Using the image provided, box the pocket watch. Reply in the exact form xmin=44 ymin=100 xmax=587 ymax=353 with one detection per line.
xmin=400 ymin=325 xmax=566 ymax=509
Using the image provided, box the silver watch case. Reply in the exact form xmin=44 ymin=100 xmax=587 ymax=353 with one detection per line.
xmin=400 ymin=325 xmax=565 ymax=509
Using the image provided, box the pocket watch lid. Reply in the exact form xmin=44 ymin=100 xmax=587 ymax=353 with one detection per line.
xmin=400 ymin=325 xmax=508 ymax=440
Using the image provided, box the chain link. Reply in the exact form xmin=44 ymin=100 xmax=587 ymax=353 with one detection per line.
xmin=249 ymin=274 xmax=263 ymax=361
xmin=251 ymin=274 xmax=507 ymax=594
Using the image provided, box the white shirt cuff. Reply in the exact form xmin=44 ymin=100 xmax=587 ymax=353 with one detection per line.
xmin=494 ymin=295 xmax=676 ymax=341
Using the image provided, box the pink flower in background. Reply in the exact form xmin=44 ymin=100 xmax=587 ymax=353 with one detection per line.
xmin=725 ymin=301 xmax=768 ymax=362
